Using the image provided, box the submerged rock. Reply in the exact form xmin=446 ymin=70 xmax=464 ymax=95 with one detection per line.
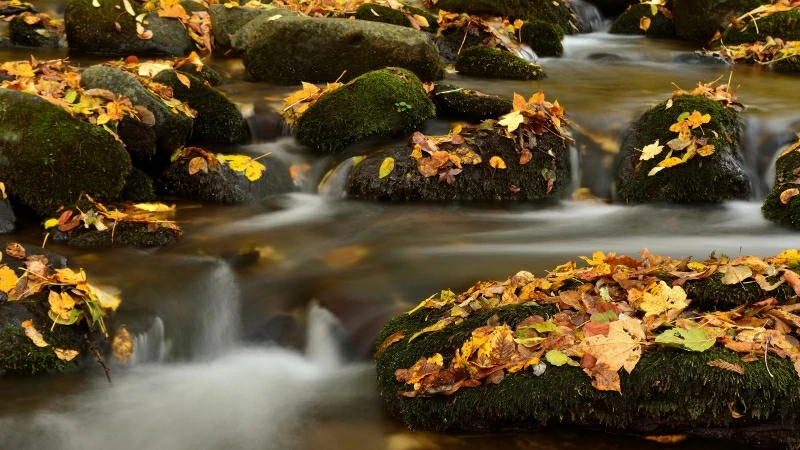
xmin=520 ymin=20 xmax=564 ymax=57
xmin=241 ymin=15 xmax=445 ymax=84
xmin=609 ymin=4 xmax=676 ymax=38
xmin=153 ymin=70 xmax=248 ymax=144
xmin=0 ymin=89 xmax=131 ymax=216
xmin=762 ymin=142 xmax=800 ymax=229
xmin=616 ymin=94 xmax=751 ymax=203
xmin=293 ymin=68 xmax=435 ymax=153
xmin=431 ymin=84 xmax=513 ymax=123
xmin=433 ymin=0 xmax=582 ymax=34
xmin=722 ymin=9 xmax=800 ymax=45
xmin=672 ymin=0 xmax=769 ymax=42
xmin=210 ymin=4 xmax=296 ymax=54
xmin=64 ymin=0 xmax=194 ymax=55
xmin=774 ymin=55 xmax=800 ymax=73
xmin=455 ymin=47 xmax=545 ymax=80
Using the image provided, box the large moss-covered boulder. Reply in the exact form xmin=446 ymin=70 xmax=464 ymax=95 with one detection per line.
xmin=672 ymin=0 xmax=769 ymax=42
xmin=64 ymin=0 xmax=194 ymax=55
xmin=241 ymin=16 xmax=445 ymax=84
xmin=153 ymin=70 xmax=248 ymax=144
xmin=9 ymin=13 xmax=63 ymax=48
xmin=722 ymin=9 xmax=800 ymax=45
xmin=762 ymin=143 xmax=800 ymax=229
xmin=435 ymin=28 xmax=490 ymax=63
xmin=432 ymin=84 xmax=513 ymax=123
xmin=433 ymin=0 xmax=582 ymax=34
xmin=520 ymin=20 xmax=564 ymax=57
xmin=121 ymin=167 xmax=156 ymax=203
xmin=176 ymin=63 xmax=223 ymax=86
xmin=293 ymin=68 xmax=435 ymax=153
xmin=210 ymin=4 xmax=296 ymax=54
xmin=0 ymin=89 xmax=131 ymax=216
xmin=80 ymin=66 xmax=194 ymax=155
xmin=354 ymin=4 xmax=437 ymax=32
xmin=616 ymin=94 xmax=751 ymax=203
xmin=609 ymin=4 xmax=676 ymax=38
xmin=455 ymin=47 xmax=545 ymax=80
xmin=346 ymin=131 xmax=569 ymax=201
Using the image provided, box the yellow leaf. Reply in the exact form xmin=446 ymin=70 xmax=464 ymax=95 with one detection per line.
xmin=780 ymin=188 xmax=800 ymax=205
xmin=658 ymin=157 xmax=684 ymax=168
xmin=720 ymin=264 xmax=753 ymax=285
xmin=176 ymin=72 xmax=191 ymax=89
xmin=697 ymin=144 xmax=716 ymax=157
xmin=639 ymin=16 xmax=651 ymax=32
xmin=44 ymin=218 xmax=59 ymax=229
xmin=188 ymin=156 xmax=208 ymax=175
xmin=54 ymin=348 xmax=79 ymax=361
xmin=379 ymin=157 xmax=395 ymax=179
xmin=409 ymin=318 xmax=455 ymax=342
xmin=92 ymin=0 xmax=100 ymax=6
xmin=218 ymin=154 xmax=266 ymax=181
xmin=513 ymin=19 xmax=524 ymax=29
xmin=88 ymin=284 xmax=121 ymax=311
xmin=112 ymin=326 xmax=134 ymax=363
xmin=498 ymin=110 xmax=524 ymax=132
xmin=283 ymin=82 xmax=319 ymax=105
xmin=489 ymin=156 xmax=507 ymax=169
xmin=0 ymin=265 xmax=18 ymax=293
xmin=49 ymin=290 xmax=76 ymax=321
xmin=688 ymin=261 xmax=707 ymax=271
xmin=133 ymin=202 xmax=175 ymax=212
xmin=122 ymin=0 xmax=136 ymax=16
xmin=96 ymin=113 xmax=111 ymax=125
xmin=634 ymin=281 xmax=688 ymax=316
xmin=21 ymin=320 xmax=49 ymax=348
xmin=639 ymin=140 xmax=664 ymax=160
xmin=687 ymin=110 xmax=711 ymax=129
xmin=412 ymin=14 xmax=429 ymax=27
xmin=410 ymin=144 xmax=422 ymax=160
xmin=776 ymin=249 xmax=800 ymax=266
xmin=648 ymin=166 xmax=665 ymax=176
xmin=580 ymin=316 xmax=645 ymax=374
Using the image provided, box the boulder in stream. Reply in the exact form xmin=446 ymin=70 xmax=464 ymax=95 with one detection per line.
xmin=0 ymin=199 xmax=15 ymax=235
xmin=455 ymin=47 xmax=545 ymax=80
xmin=520 ymin=20 xmax=564 ymax=57
xmin=9 ymin=12 xmax=63 ymax=48
xmin=433 ymin=0 xmax=582 ymax=34
xmin=609 ymin=3 xmax=676 ymax=38
xmin=431 ymin=84 xmax=513 ymax=123
xmin=774 ymin=55 xmax=800 ymax=73
xmin=762 ymin=140 xmax=800 ymax=229
xmin=721 ymin=8 xmax=800 ymax=45
xmin=210 ymin=4 xmax=297 ymax=55
xmin=240 ymin=15 xmax=445 ymax=84
xmin=121 ymin=167 xmax=157 ymax=203
xmin=354 ymin=4 xmax=437 ymax=32
xmin=672 ymin=0 xmax=769 ymax=42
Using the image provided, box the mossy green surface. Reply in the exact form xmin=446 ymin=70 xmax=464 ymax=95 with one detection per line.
xmin=376 ymin=303 xmax=800 ymax=446
xmin=773 ymin=55 xmax=800 ymax=73
xmin=153 ymin=70 xmax=248 ymax=144
xmin=762 ymin=149 xmax=800 ymax=229
xmin=615 ymin=95 xmax=751 ymax=203
xmin=672 ymin=0 xmax=770 ymax=42
xmin=432 ymin=83 xmax=513 ymax=122
xmin=684 ymin=272 xmax=798 ymax=310
xmin=241 ymin=16 xmax=445 ymax=84
xmin=117 ymin=116 xmax=157 ymax=166
xmin=293 ymin=68 xmax=436 ymax=153
xmin=9 ymin=14 xmax=61 ymax=48
xmin=68 ymin=223 xmax=178 ymax=248
xmin=435 ymin=28 xmax=489 ymax=62
xmin=121 ymin=167 xmax=156 ymax=202
xmin=211 ymin=4 xmax=296 ymax=54
xmin=433 ymin=0 xmax=581 ymax=34
xmin=177 ymin=63 xmax=223 ymax=86
xmin=609 ymin=4 xmax=676 ymax=38
xmin=722 ymin=9 xmax=800 ymax=45
xmin=520 ymin=20 xmax=564 ymax=57
xmin=455 ymin=47 xmax=545 ymax=80
xmin=355 ymin=4 xmax=410 ymax=27
xmin=0 ymin=89 xmax=131 ymax=216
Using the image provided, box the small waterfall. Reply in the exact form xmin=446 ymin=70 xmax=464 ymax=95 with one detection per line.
xmin=305 ymin=302 xmax=345 ymax=369
xmin=128 ymin=317 xmax=169 ymax=365
xmin=571 ymin=0 xmax=605 ymax=33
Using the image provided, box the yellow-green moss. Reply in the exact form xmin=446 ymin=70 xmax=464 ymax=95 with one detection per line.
xmin=673 ymin=0 xmax=769 ymax=42
xmin=520 ymin=20 xmax=564 ymax=57
xmin=609 ymin=4 xmax=676 ymax=38
xmin=455 ymin=47 xmax=545 ymax=80
xmin=723 ymin=9 xmax=800 ymax=44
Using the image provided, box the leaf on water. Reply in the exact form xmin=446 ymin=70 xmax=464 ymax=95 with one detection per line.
xmin=5 ymin=242 xmax=25 ymax=259
xmin=639 ymin=16 xmax=651 ymax=32
xmin=54 ymin=348 xmax=79 ymax=361
xmin=781 ymin=188 xmax=800 ymax=205
xmin=112 ymin=326 xmax=134 ymax=363
xmin=707 ymin=359 xmax=744 ymax=375
xmin=639 ymin=140 xmax=664 ymax=160
xmin=489 ymin=156 xmax=507 ymax=169
xmin=176 ymin=72 xmax=191 ymax=89
xmin=21 ymin=320 xmax=49 ymax=348
xmin=379 ymin=157 xmax=395 ymax=179
xmin=376 ymin=330 xmax=405 ymax=357
xmin=0 ymin=265 xmax=18 ymax=294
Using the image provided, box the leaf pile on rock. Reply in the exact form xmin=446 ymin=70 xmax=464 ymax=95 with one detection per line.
xmin=269 ymin=0 xmax=429 ymax=26
xmin=436 ymin=11 xmax=527 ymax=55
xmin=281 ymin=80 xmax=343 ymax=126
xmin=387 ymin=248 xmax=800 ymax=397
xmin=138 ymin=0 xmax=214 ymax=52
xmin=13 ymin=11 xmax=66 ymax=39
xmin=712 ymin=37 xmax=800 ymax=65
xmin=495 ymin=90 xmax=569 ymax=164
xmin=172 ymin=146 xmax=268 ymax=181
xmin=105 ymin=59 xmax=198 ymax=119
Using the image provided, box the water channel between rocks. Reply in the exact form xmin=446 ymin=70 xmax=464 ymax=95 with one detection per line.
xmin=0 ymin=2 xmax=799 ymax=449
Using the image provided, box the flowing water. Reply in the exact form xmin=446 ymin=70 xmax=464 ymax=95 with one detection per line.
xmin=1 ymin=2 xmax=800 ymax=449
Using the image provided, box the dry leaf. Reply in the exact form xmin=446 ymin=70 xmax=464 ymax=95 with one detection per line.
xmin=176 ymin=72 xmax=191 ymax=89
xmin=707 ymin=359 xmax=744 ymax=375
xmin=5 ymin=242 xmax=25 ymax=259
xmin=21 ymin=320 xmax=49 ymax=348
xmin=376 ymin=330 xmax=405 ymax=357
xmin=112 ymin=326 xmax=134 ymax=363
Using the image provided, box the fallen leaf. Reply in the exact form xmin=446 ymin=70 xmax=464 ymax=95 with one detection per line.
xmin=188 ymin=156 xmax=208 ymax=175
xmin=635 ymin=281 xmax=688 ymax=316
xmin=644 ymin=436 xmax=687 ymax=444
xmin=21 ymin=320 xmax=48 ymax=347
xmin=218 ymin=154 xmax=267 ymax=182
xmin=780 ymin=188 xmax=800 ymax=205
xmin=0 ymin=266 xmax=19 ymax=293
xmin=721 ymin=264 xmax=753 ymax=285
xmin=654 ymin=327 xmax=718 ymax=352
xmin=122 ymin=0 xmax=135 ymax=16
xmin=112 ymin=326 xmax=134 ymax=363
xmin=545 ymin=349 xmax=569 ymax=366
xmin=498 ymin=110 xmax=524 ymax=132
xmin=639 ymin=16 xmax=651 ymax=32
xmin=729 ymin=401 xmax=743 ymax=419
xmin=489 ymin=156 xmax=507 ymax=169
xmin=54 ymin=348 xmax=79 ymax=361
xmin=639 ymin=140 xmax=664 ymax=161
xmin=379 ymin=157 xmax=395 ymax=179
xmin=48 ymin=290 xmax=76 ymax=322
xmin=376 ymin=330 xmax=405 ymax=357
xmin=88 ymin=284 xmax=121 ymax=311
xmin=5 ymin=242 xmax=25 ymax=259
xmin=176 ymin=72 xmax=191 ymax=89
xmin=707 ymin=359 xmax=744 ymax=375
xmin=133 ymin=203 xmax=175 ymax=212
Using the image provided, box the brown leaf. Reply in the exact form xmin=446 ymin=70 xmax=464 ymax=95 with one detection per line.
xmin=519 ymin=148 xmax=532 ymax=165
xmin=728 ymin=401 xmax=743 ymax=419
xmin=784 ymin=269 xmax=800 ymax=296
xmin=376 ymin=330 xmax=405 ymax=357
xmin=188 ymin=156 xmax=208 ymax=175
xmin=707 ymin=359 xmax=744 ymax=375
xmin=176 ymin=72 xmax=191 ymax=89
xmin=5 ymin=242 xmax=25 ymax=259
xmin=780 ymin=188 xmax=799 ymax=204
xmin=134 ymin=105 xmax=156 ymax=126
xmin=112 ymin=326 xmax=134 ymax=364
xmin=584 ymin=362 xmax=621 ymax=392
xmin=644 ymin=436 xmax=687 ymax=444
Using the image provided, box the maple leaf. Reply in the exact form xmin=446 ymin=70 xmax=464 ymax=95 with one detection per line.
xmin=720 ymin=264 xmax=753 ymax=284
xmin=379 ymin=157 xmax=395 ymax=179
xmin=498 ymin=110 xmax=525 ymax=132
xmin=438 ymin=167 xmax=462 ymax=184
xmin=218 ymin=154 xmax=267 ymax=181
xmin=584 ymin=362 xmax=621 ymax=392
xmin=639 ymin=140 xmax=664 ymax=160
xmin=581 ymin=317 xmax=645 ymax=377
xmin=686 ymin=110 xmax=711 ymax=128
xmin=54 ymin=348 xmax=79 ymax=361
xmin=634 ymin=281 xmax=688 ymax=316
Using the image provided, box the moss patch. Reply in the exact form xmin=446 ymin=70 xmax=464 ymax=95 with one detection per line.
xmin=121 ymin=167 xmax=156 ymax=202
xmin=68 ymin=222 xmax=178 ymax=248
xmin=455 ymin=47 xmax=545 ymax=80
xmin=432 ymin=83 xmax=513 ymax=123
xmin=177 ymin=63 xmax=223 ymax=86
xmin=672 ymin=0 xmax=770 ymax=42
xmin=520 ymin=20 xmax=564 ymax=57
xmin=355 ymin=4 xmax=410 ymax=27
xmin=9 ymin=14 xmax=61 ymax=48
xmin=722 ymin=9 xmax=800 ymax=45
xmin=762 ymin=148 xmax=800 ymax=229
xmin=433 ymin=0 xmax=581 ymax=34
xmin=609 ymin=4 xmax=676 ymax=38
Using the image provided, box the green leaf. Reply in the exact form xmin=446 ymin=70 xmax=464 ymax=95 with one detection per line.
xmin=654 ymin=327 xmax=716 ymax=352
xmin=64 ymin=90 xmax=78 ymax=104
xmin=651 ymin=4 xmax=657 ymax=15
xmin=590 ymin=310 xmax=617 ymax=324
xmin=48 ymin=309 xmax=83 ymax=326
xmin=529 ymin=321 xmax=558 ymax=333
xmin=379 ymin=157 xmax=395 ymax=179
xmin=545 ymin=350 xmax=569 ymax=367
xmin=677 ymin=111 xmax=691 ymax=121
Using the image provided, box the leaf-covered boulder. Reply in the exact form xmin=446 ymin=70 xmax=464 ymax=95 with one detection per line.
xmin=609 ymin=3 xmax=676 ymax=38
xmin=210 ymin=4 xmax=297 ymax=54
xmin=433 ymin=0 xmax=582 ymax=34
xmin=672 ymin=0 xmax=769 ymax=42
xmin=80 ymin=65 xmax=194 ymax=155
xmin=9 ymin=13 xmax=63 ymax=48
xmin=762 ymin=140 xmax=800 ymax=229
xmin=721 ymin=9 xmax=800 ymax=45
xmin=520 ymin=20 xmax=564 ymax=57
xmin=615 ymin=86 xmax=751 ymax=203
xmin=431 ymin=84 xmax=513 ymax=123
xmin=64 ymin=0 xmax=194 ymax=55
xmin=354 ymin=4 xmax=436 ymax=32
xmin=0 ymin=89 xmax=131 ymax=216
xmin=176 ymin=62 xmax=223 ymax=86
xmin=292 ymin=68 xmax=435 ymax=153
xmin=240 ymin=15 xmax=445 ymax=84
xmin=455 ymin=47 xmax=545 ymax=80
xmin=153 ymin=70 xmax=248 ymax=144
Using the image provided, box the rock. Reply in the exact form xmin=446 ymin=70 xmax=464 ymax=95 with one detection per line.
xmin=435 ymin=28 xmax=490 ymax=63
xmin=210 ymin=4 xmax=296 ymax=54
xmin=615 ymin=94 xmax=751 ymax=203
xmin=80 ymin=65 xmax=194 ymax=155
xmin=64 ymin=0 xmax=194 ymax=55
xmin=157 ymin=151 xmax=294 ymax=203
xmin=176 ymin=63 xmax=223 ymax=86
xmin=293 ymin=68 xmax=435 ymax=153
xmin=121 ymin=167 xmax=156 ymax=202
xmin=0 ymin=89 xmax=131 ymax=216
xmin=434 ymin=0 xmax=582 ymax=34
xmin=0 ymin=2 xmax=36 ymax=16
xmin=774 ymin=55 xmax=800 ymax=73
xmin=346 ymin=130 xmax=570 ymax=201
xmin=68 ymin=223 xmax=178 ymax=248
xmin=0 ymin=241 xmax=68 ymax=271
xmin=241 ymin=16 xmax=445 ymax=84
xmin=153 ymin=70 xmax=248 ymax=144
xmin=722 ymin=9 xmax=800 ymax=45
xmin=674 ymin=52 xmax=731 ymax=65
xmin=431 ymin=84 xmax=512 ymax=123
xmin=354 ymin=4 xmax=437 ymax=32
xmin=584 ymin=0 xmax=638 ymax=16
xmin=0 ymin=201 xmax=15 ymax=235
xmin=609 ymin=4 xmax=676 ymax=38
xmin=672 ymin=0 xmax=769 ymax=42
xmin=117 ymin=116 xmax=158 ymax=167
xmin=762 ymin=144 xmax=800 ymax=229
xmin=9 ymin=13 xmax=62 ymax=48
xmin=455 ymin=47 xmax=545 ymax=80
xmin=520 ymin=20 xmax=564 ymax=57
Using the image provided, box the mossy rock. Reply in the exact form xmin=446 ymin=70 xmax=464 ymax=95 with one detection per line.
xmin=0 ymin=3 xmax=36 ymax=15
xmin=153 ymin=70 xmax=248 ymax=144
xmin=121 ymin=167 xmax=156 ymax=202
xmin=346 ymin=131 xmax=569 ymax=201
xmin=455 ymin=47 xmax=545 ymax=80
xmin=354 ymin=4 xmax=437 ymax=32
xmin=762 ymin=147 xmax=800 ymax=229
xmin=64 ymin=0 xmax=194 ymax=55
xmin=615 ymin=95 xmax=751 ymax=203
xmin=672 ymin=0 xmax=770 ymax=42
xmin=293 ymin=68 xmax=436 ymax=153
xmin=117 ymin=116 xmax=157 ymax=167
xmin=0 ymin=200 xmax=14 ymax=235
xmin=176 ymin=63 xmax=223 ymax=86
xmin=435 ymin=27 xmax=490 ymax=63
xmin=433 ymin=0 xmax=582 ymax=34
xmin=375 ymin=304 xmax=800 ymax=447
xmin=157 ymin=152 xmax=294 ymax=203
xmin=609 ymin=4 xmax=676 ymax=38
xmin=0 ymin=89 xmax=131 ymax=216
xmin=432 ymin=83 xmax=512 ymax=123
xmin=209 ymin=4 xmax=296 ymax=54
xmin=774 ymin=55 xmax=800 ymax=73
xmin=241 ymin=16 xmax=445 ymax=84
xmin=520 ymin=20 xmax=564 ymax=57
xmin=9 ymin=14 xmax=61 ymax=48
xmin=80 ymin=65 xmax=194 ymax=155
xmin=68 ymin=222 xmax=178 ymax=248
xmin=722 ymin=9 xmax=800 ymax=45
xmin=584 ymin=0 xmax=638 ymax=16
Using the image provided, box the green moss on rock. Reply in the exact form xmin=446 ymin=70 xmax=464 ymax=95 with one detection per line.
xmin=177 ymin=63 xmax=223 ymax=86
xmin=722 ymin=9 xmax=800 ymax=45
xmin=68 ymin=222 xmax=178 ymax=248
xmin=432 ymin=83 xmax=513 ymax=123
xmin=520 ymin=20 xmax=564 ymax=57
xmin=153 ymin=70 xmax=248 ymax=144
xmin=609 ymin=4 xmax=676 ymax=38
xmin=117 ymin=116 xmax=157 ymax=166
xmin=121 ymin=167 xmax=156 ymax=202
xmin=210 ymin=4 xmax=296 ymax=54
xmin=433 ymin=0 xmax=581 ymax=34
xmin=774 ymin=55 xmax=800 ymax=73
xmin=64 ymin=0 xmax=194 ymax=55
xmin=0 ymin=89 xmax=131 ymax=216
xmin=241 ymin=16 xmax=445 ymax=84
xmin=355 ymin=4 xmax=410 ymax=27
xmin=9 ymin=14 xmax=61 ymax=48
xmin=293 ymin=68 xmax=435 ymax=153
xmin=762 ymin=148 xmax=800 ymax=229
xmin=455 ymin=47 xmax=545 ymax=80
xmin=435 ymin=28 xmax=489 ymax=62
xmin=615 ymin=95 xmax=751 ymax=203
xmin=672 ymin=0 xmax=770 ymax=42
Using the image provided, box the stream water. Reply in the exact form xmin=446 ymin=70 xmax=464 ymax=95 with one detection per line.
xmin=0 ymin=2 xmax=799 ymax=449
